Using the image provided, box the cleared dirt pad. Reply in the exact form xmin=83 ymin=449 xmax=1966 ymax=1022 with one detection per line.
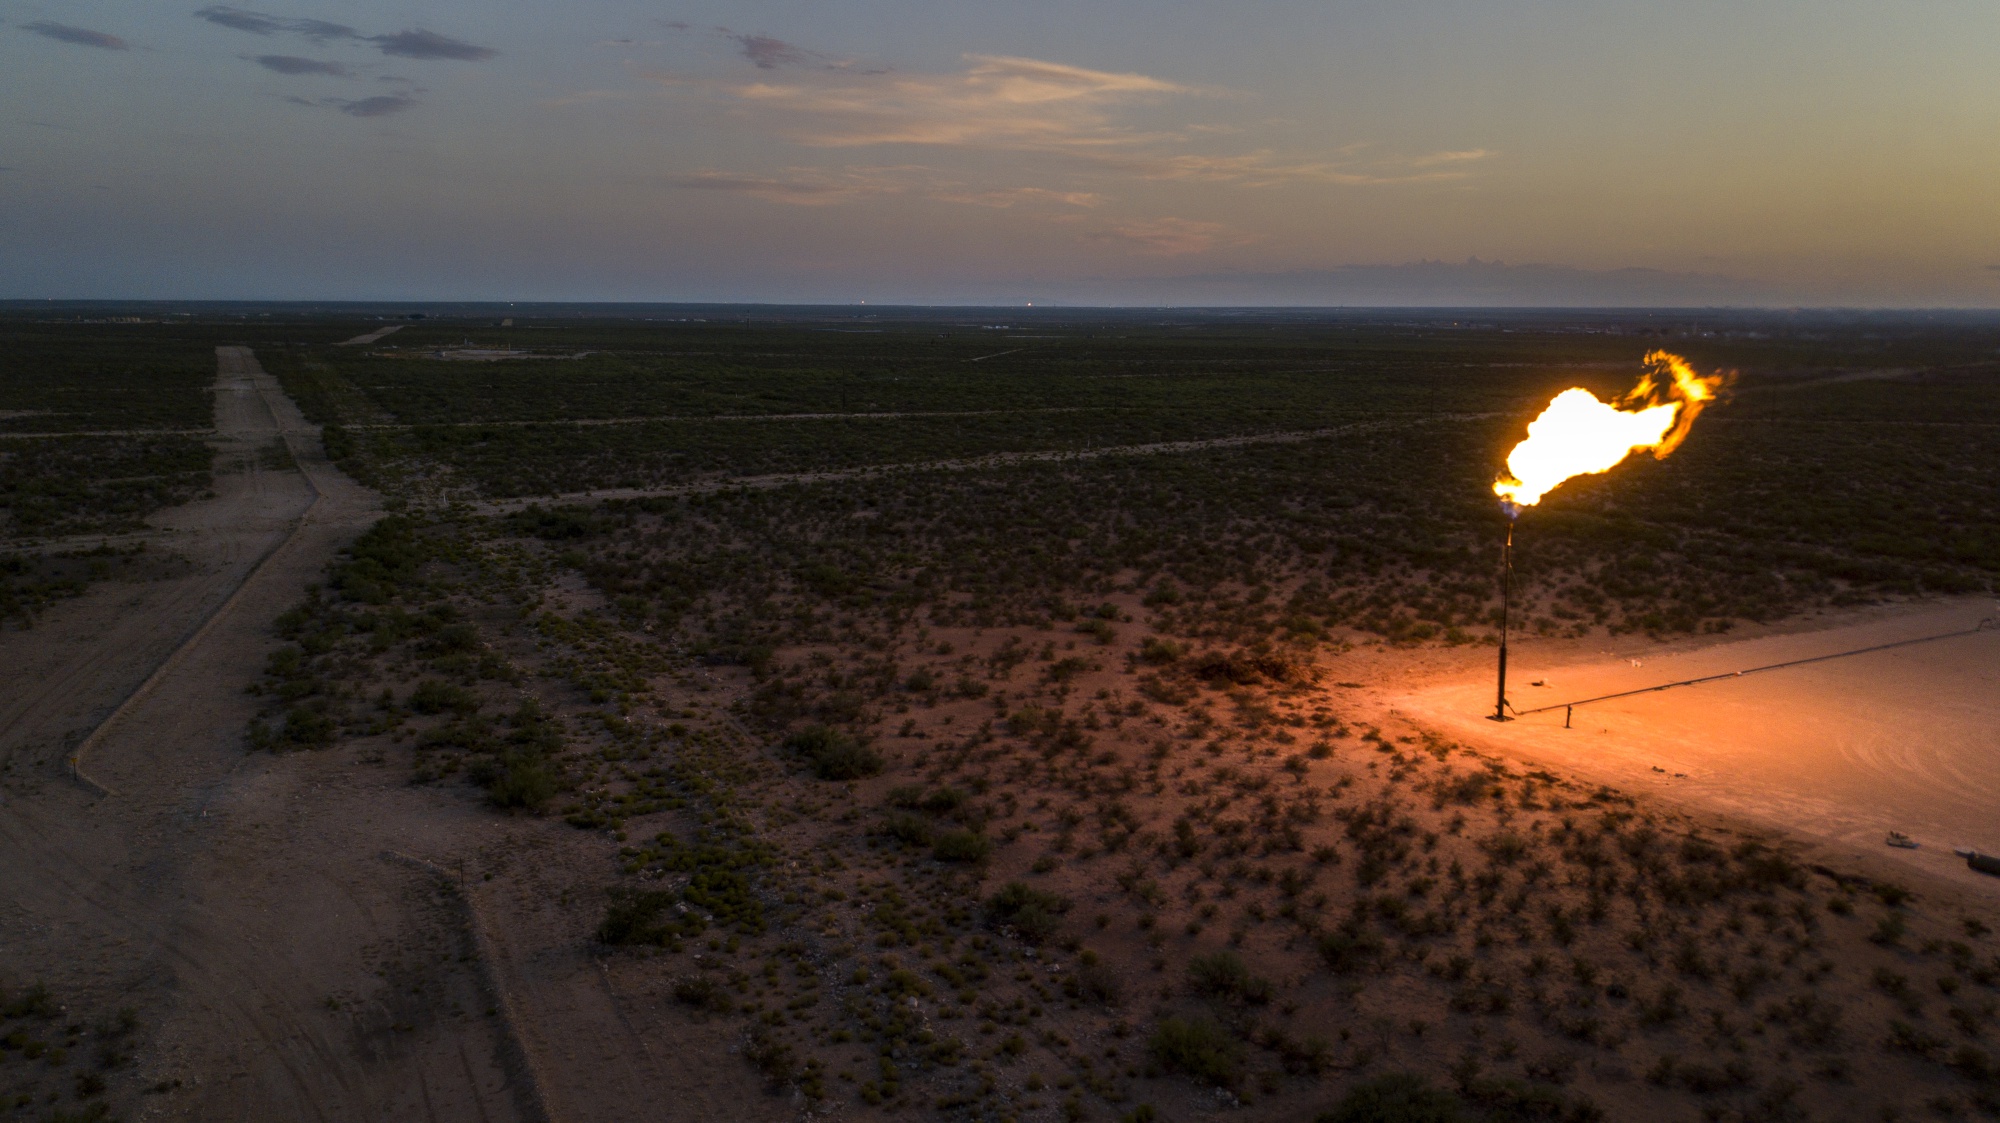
xmin=1399 ymin=597 xmax=2000 ymax=890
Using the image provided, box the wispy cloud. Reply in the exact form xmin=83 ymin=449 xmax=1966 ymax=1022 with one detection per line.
xmin=720 ymin=31 xmax=886 ymax=74
xmin=686 ymin=54 xmax=1187 ymax=150
xmin=931 ymin=186 xmax=1101 ymax=209
xmin=21 ymin=21 xmax=129 ymax=50
xmin=735 ymin=34 xmax=809 ymax=71
xmin=194 ymin=7 xmax=494 ymax=60
xmin=664 ymin=50 xmax=1488 ymax=186
xmin=252 ymin=54 xmax=348 ymax=76
xmin=671 ymin=165 xmax=1102 ymax=209
xmin=339 ymin=94 xmax=416 ymax=116
xmin=1087 ymin=217 xmax=1252 ymax=256
xmin=1409 ymin=148 xmax=1495 ymax=167
xmin=371 ymin=30 xmax=494 ymax=61
xmin=286 ymin=92 xmax=420 ymax=117
xmin=196 ymin=7 xmax=353 ymax=41
xmin=638 ymin=43 xmax=1495 ymax=232
xmin=1091 ymin=148 xmax=1496 ymax=187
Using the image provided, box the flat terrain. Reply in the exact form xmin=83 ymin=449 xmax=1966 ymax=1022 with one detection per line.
xmin=3 ymin=307 xmax=1998 ymax=1123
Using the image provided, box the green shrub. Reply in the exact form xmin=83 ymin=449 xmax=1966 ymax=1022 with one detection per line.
xmin=1187 ymin=951 xmax=1273 ymax=1005
xmin=784 ymin=724 xmax=883 ymax=780
xmin=743 ymin=1026 xmax=798 ymax=1089
xmin=1317 ymin=928 xmax=1385 ymax=975
xmin=986 ymin=881 xmax=1070 ymax=944
xmin=279 ymin=705 xmax=334 ymax=748
xmin=485 ymin=748 xmax=557 ymax=809
xmin=671 ymin=975 xmax=734 ymax=1014
xmin=1148 ymin=1016 xmax=1242 ymax=1086
xmin=410 ymin=679 xmax=478 ymax=715
xmin=881 ymin=812 xmax=934 ymax=847
xmin=932 ymin=829 xmax=993 ymax=864
xmin=1064 ymin=959 xmax=1121 ymax=1006
xmin=597 ymin=889 xmax=690 ymax=946
xmin=1316 ymin=1073 xmax=1465 ymax=1123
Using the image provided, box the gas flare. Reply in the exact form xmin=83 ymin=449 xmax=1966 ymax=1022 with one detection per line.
xmin=1493 ymin=350 xmax=1727 ymax=511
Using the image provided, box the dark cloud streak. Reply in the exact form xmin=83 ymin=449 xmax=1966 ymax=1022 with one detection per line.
xmin=194 ymin=7 xmax=494 ymax=60
xmin=284 ymin=92 xmax=420 ymax=117
xmin=716 ymin=29 xmax=885 ymax=74
xmin=735 ymin=34 xmax=808 ymax=70
xmin=21 ymin=22 xmax=129 ymax=50
xmin=195 ymin=6 xmax=354 ymax=41
xmin=253 ymin=54 xmax=349 ymax=76
xmin=339 ymin=94 xmax=416 ymax=117
xmin=370 ymin=29 xmax=494 ymax=61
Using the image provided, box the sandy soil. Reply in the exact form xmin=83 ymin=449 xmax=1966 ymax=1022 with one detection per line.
xmin=1393 ymin=597 xmax=2000 ymax=892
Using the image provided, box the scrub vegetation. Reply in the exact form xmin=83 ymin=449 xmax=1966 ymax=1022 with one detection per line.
xmin=247 ymin=309 xmax=2000 ymax=1119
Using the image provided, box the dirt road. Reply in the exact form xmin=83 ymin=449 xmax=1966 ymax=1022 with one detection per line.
xmin=336 ymin=325 xmax=405 ymax=346
xmin=472 ymin=413 xmax=1490 ymax=514
xmin=0 ymin=348 xmax=536 ymax=1120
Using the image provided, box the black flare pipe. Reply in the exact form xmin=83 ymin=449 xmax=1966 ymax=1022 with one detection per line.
xmin=1491 ymin=514 xmax=1516 ymax=722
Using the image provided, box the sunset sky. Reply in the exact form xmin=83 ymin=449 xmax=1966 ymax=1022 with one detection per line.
xmin=5 ymin=1 xmax=1998 ymax=305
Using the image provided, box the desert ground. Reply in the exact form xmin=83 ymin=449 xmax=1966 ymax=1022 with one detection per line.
xmin=3 ymin=311 xmax=1998 ymax=1123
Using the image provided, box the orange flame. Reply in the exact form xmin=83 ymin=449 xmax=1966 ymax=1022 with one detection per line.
xmin=1493 ymin=350 xmax=1727 ymax=511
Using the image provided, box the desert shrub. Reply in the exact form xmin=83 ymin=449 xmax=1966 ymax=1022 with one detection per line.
xmin=1187 ymin=648 xmax=1313 ymax=687
xmin=921 ymin=787 xmax=969 ymax=814
xmin=410 ymin=679 xmax=478 ymax=715
xmin=1316 ymin=1073 xmax=1465 ymax=1123
xmin=1138 ymin=637 xmax=1183 ymax=665
xmin=987 ymin=881 xmax=1070 ymax=944
xmin=425 ymin=622 xmax=480 ymax=655
xmin=597 ymin=889 xmax=699 ymax=946
xmin=743 ymin=1025 xmax=798 ymax=1089
xmin=1149 ymin=1016 xmax=1243 ymax=1086
xmin=1459 ymin=1074 xmax=1605 ymax=1123
xmin=932 ymin=829 xmax=993 ymax=864
xmin=2 ymin=982 xmax=54 ymax=1019
xmin=1187 ymin=951 xmax=1273 ymax=1005
xmin=880 ymin=812 xmax=934 ymax=847
xmin=419 ymin=717 xmax=494 ymax=753
xmin=508 ymin=505 xmax=607 ymax=540
xmin=1318 ymin=928 xmax=1385 ymax=975
xmin=333 ymin=516 xmax=431 ymax=604
xmin=484 ymin=747 xmax=557 ymax=809
xmin=1064 ymin=957 xmax=1121 ymax=1006
xmin=783 ymin=724 xmax=883 ymax=780
xmin=671 ymin=975 xmax=735 ymax=1014
xmin=279 ymin=705 xmax=334 ymax=748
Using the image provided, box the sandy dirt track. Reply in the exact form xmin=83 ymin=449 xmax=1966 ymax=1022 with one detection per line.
xmin=1396 ymin=597 xmax=2000 ymax=891
xmin=0 ymin=428 xmax=215 ymax=441
xmin=0 ymin=348 xmax=538 ymax=1120
xmin=336 ymin=325 xmax=405 ymax=346
xmin=471 ymin=412 xmax=1491 ymax=514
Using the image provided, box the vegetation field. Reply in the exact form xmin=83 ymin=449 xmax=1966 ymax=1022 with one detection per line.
xmin=243 ymin=310 xmax=2000 ymax=1120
